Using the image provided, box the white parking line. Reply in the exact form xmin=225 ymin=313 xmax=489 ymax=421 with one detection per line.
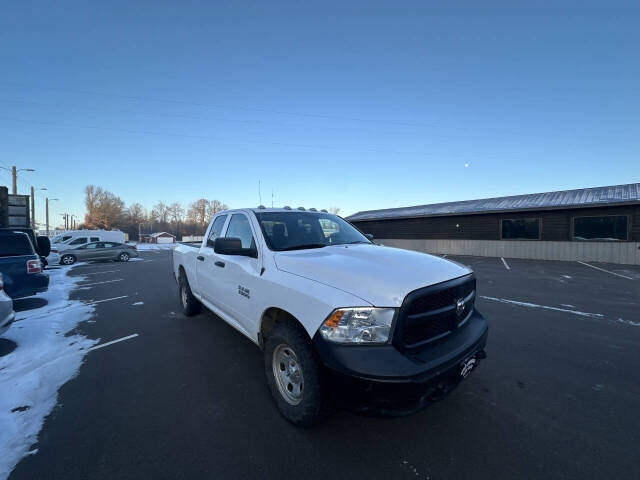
xmin=81 ymin=270 xmax=120 ymax=276
xmin=88 ymin=334 xmax=139 ymax=352
xmin=86 ymin=295 xmax=129 ymax=305
xmin=480 ymin=296 xmax=603 ymax=318
xmin=441 ymin=254 xmax=448 ymax=258
xmin=80 ymin=279 xmax=124 ymax=287
xmin=501 ymin=257 xmax=511 ymax=270
xmin=577 ymin=261 xmax=634 ymax=280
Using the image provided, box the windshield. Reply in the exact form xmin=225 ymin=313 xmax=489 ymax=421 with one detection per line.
xmin=52 ymin=235 xmax=72 ymax=244
xmin=256 ymin=211 xmax=370 ymax=251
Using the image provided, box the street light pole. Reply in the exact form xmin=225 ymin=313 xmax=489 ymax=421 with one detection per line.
xmin=30 ymin=186 xmax=47 ymax=230
xmin=46 ymin=198 xmax=59 ymax=236
xmin=4 ymin=166 xmax=36 ymax=194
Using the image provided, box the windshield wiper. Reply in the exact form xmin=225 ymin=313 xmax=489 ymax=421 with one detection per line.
xmin=279 ymin=243 xmax=327 ymax=251
xmin=345 ymin=240 xmax=371 ymax=244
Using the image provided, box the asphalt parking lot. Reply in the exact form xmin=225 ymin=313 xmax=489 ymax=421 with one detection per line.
xmin=7 ymin=250 xmax=640 ymax=480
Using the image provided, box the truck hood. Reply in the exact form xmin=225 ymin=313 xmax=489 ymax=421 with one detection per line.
xmin=273 ymin=244 xmax=471 ymax=307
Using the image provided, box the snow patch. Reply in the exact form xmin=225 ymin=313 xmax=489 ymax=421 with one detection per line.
xmin=0 ymin=268 xmax=96 ymax=480
xmin=562 ymin=275 xmax=572 ymax=279
xmin=132 ymin=302 xmax=144 ymax=306
xmin=131 ymin=243 xmax=176 ymax=251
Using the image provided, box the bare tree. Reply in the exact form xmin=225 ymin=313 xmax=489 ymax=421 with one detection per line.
xmin=206 ymin=199 xmax=228 ymax=221
xmin=84 ymin=185 xmax=125 ymax=229
xmin=328 ymin=206 xmax=341 ymax=215
xmin=187 ymin=198 xmax=209 ymax=227
xmin=126 ymin=203 xmax=147 ymax=224
xmin=151 ymin=201 xmax=169 ymax=223
xmin=167 ymin=202 xmax=185 ymax=224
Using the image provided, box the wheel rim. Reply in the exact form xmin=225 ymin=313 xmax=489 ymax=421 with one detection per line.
xmin=63 ymin=256 xmax=73 ymax=265
xmin=272 ymin=344 xmax=303 ymax=405
xmin=181 ymin=284 xmax=188 ymax=308
xmin=121 ymin=253 xmax=129 ymax=261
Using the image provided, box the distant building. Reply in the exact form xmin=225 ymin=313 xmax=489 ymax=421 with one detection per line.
xmin=147 ymin=232 xmax=175 ymax=244
xmin=347 ymin=183 xmax=640 ymax=265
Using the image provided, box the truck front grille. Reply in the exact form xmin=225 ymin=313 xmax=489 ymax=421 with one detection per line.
xmin=396 ymin=275 xmax=475 ymax=349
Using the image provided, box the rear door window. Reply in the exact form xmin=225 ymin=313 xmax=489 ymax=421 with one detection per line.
xmin=90 ymin=237 xmax=100 ymax=242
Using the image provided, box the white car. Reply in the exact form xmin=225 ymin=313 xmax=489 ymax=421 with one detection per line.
xmin=51 ymin=230 xmax=126 ymax=252
xmin=173 ymin=208 xmax=488 ymax=426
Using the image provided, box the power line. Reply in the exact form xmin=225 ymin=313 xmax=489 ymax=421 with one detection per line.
xmin=0 ymin=115 xmax=513 ymax=160
xmin=0 ymin=81 xmax=420 ymax=127
xmin=0 ymin=98 xmax=407 ymax=136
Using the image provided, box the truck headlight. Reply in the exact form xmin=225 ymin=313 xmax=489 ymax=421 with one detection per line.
xmin=318 ymin=308 xmax=395 ymax=344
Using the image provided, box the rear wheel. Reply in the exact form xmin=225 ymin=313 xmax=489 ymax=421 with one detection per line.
xmin=178 ymin=271 xmax=201 ymax=316
xmin=264 ymin=322 xmax=327 ymax=427
xmin=118 ymin=252 xmax=130 ymax=262
xmin=60 ymin=254 xmax=76 ymax=265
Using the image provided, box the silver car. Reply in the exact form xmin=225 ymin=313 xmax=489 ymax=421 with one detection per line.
xmin=59 ymin=242 xmax=139 ymax=265
xmin=0 ymin=273 xmax=15 ymax=337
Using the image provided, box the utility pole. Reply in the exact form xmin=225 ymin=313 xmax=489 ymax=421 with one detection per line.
xmin=46 ymin=198 xmax=50 ymax=236
xmin=31 ymin=186 xmax=35 ymax=228
xmin=3 ymin=165 xmax=35 ymax=194
xmin=29 ymin=186 xmax=46 ymax=230
xmin=46 ymin=198 xmax=58 ymax=236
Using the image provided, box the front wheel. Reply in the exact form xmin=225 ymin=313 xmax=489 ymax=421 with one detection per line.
xmin=264 ymin=322 xmax=327 ymax=427
xmin=60 ymin=254 xmax=76 ymax=265
xmin=118 ymin=252 xmax=130 ymax=262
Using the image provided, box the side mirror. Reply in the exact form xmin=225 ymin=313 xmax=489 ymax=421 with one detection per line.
xmin=206 ymin=238 xmax=215 ymax=248
xmin=365 ymin=233 xmax=374 ymax=241
xmin=214 ymin=237 xmax=257 ymax=258
xmin=36 ymin=236 xmax=51 ymax=257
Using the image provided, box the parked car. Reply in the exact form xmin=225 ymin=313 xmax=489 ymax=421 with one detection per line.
xmin=0 ymin=273 xmax=16 ymax=337
xmin=0 ymin=231 xmax=49 ymax=299
xmin=51 ymin=230 xmax=126 ymax=252
xmin=173 ymin=208 xmax=488 ymax=426
xmin=59 ymin=241 xmax=138 ymax=265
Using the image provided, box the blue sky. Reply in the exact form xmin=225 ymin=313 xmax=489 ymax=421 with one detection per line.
xmin=0 ymin=1 xmax=638 ymax=227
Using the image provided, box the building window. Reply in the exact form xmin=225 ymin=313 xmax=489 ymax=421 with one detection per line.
xmin=501 ymin=218 xmax=540 ymax=240
xmin=573 ymin=215 xmax=628 ymax=241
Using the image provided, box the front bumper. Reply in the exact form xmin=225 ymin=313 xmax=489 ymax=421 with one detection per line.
xmin=313 ymin=309 xmax=488 ymax=414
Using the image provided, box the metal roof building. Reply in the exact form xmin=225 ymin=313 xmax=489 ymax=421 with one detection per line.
xmin=348 ymin=184 xmax=640 ymax=265
xmin=347 ymin=184 xmax=640 ymax=222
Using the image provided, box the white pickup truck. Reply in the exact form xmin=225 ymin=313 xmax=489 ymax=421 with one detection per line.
xmin=173 ymin=208 xmax=488 ymax=426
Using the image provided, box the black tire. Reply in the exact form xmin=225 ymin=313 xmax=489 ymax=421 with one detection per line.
xmin=178 ymin=271 xmax=201 ymax=316
xmin=264 ymin=321 xmax=327 ymax=427
xmin=118 ymin=252 xmax=130 ymax=262
xmin=60 ymin=254 xmax=76 ymax=266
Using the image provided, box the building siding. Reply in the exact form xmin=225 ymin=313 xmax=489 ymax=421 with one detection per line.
xmin=352 ymin=205 xmax=640 ymax=242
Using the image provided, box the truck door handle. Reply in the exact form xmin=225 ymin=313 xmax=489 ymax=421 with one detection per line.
xmin=214 ymin=261 xmax=225 ymax=268
xmin=197 ymin=256 xmax=205 ymax=261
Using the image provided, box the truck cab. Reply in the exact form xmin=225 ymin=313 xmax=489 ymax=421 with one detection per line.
xmin=173 ymin=208 xmax=488 ymax=426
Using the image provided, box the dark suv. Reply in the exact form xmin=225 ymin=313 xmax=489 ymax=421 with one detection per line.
xmin=0 ymin=231 xmax=49 ymax=299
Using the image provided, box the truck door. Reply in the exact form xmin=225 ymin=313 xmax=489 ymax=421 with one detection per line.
xmin=216 ymin=213 xmax=262 ymax=336
xmin=196 ymin=214 xmax=228 ymax=305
